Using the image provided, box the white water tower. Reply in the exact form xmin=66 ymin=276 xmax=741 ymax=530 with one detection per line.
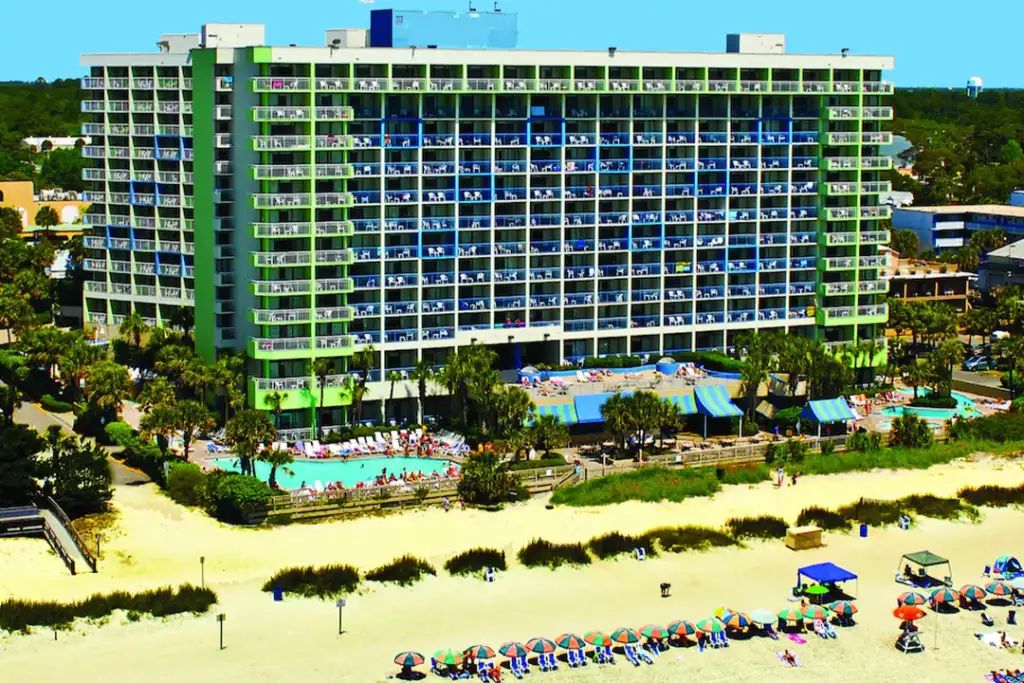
xmin=966 ymin=76 xmax=984 ymax=99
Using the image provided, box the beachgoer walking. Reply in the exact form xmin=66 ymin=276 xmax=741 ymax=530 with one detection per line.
xmin=443 ymin=496 xmax=450 ymax=512
xmin=776 ymin=465 xmax=784 ymax=488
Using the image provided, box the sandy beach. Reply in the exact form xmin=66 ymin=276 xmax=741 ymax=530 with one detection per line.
xmin=4 ymin=457 xmax=1024 ymax=683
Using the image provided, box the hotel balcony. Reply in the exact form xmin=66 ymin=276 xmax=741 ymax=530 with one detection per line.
xmin=252 ymin=106 xmax=310 ymax=122
xmin=826 ymin=132 xmax=894 ymax=146
xmin=825 ymin=181 xmax=892 ymax=196
xmin=826 ymin=157 xmax=893 ymax=171
xmin=252 ymin=135 xmax=312 ymax=152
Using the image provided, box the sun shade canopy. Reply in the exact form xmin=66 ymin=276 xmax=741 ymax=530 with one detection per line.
xmin=798 ymin=561 xmax=858 ymax=585
xmin=801 ymin=398 xmax=856 ymax=424
xmin=666 ymin=394 xmax=698 ymax=415
xmin=573 ymin=391 xmax=632 ymax=424
xmin=902 ymin=551 xmax=949 ymax=567
xmin=694 ymin=384 xmax=743 ymax=418
xmin=531 ymin=403 xmax=578 ymax=425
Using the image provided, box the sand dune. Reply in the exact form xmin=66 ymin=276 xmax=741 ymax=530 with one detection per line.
xmin=3 ymin=457 xmax=1024 ymax=683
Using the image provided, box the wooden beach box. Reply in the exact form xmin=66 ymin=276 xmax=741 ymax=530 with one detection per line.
xmin=785 ymin=525 xmax=823 ymax=551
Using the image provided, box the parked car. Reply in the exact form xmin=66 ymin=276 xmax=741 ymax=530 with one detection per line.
xmin=962 ymin=355 xmax=996 ymax=371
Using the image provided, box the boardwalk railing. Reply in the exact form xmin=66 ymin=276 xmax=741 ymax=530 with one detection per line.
xmin=41 ymin=523 xmax=77 ymax=575
xmin=44 ymin=496 xmax=97 ymax=573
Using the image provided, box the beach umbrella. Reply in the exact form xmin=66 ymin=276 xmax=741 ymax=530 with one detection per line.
xmin=696 ymin=618 xmax=726 ymax=634
xmin=611 ymin=627 xmax=641 ymax=644
xmin=463 ymin=644 xmax=496 ymax=659
xmin=929 ymin=588 xmax=960 ymax=605
xmin=897 ymin=591 xmax=927 ymax=606
xmin=667 ymin=620 xmax=697 ymax=638
xmin=583 ymin=631 xmax=612 ymax=647
xmin=750 ymin=609 xmax=777 ymax=625
xmin=722 ymin=612 xmax=752 ymax=630
xmin=804 ymin=584 xmax=829 ymax=596
xmin=960 ymin=584 xmax=987 ymax=601
xmin=433 ymin=649 xmax=463 ymax=667
xmin=893 ymin=605 xmax=926 ymax=621
xmin=986 ymin=580 xmax=1013 ymax=597
xmin=828 ymin=601 xmax=858 ymax=617
xmin=499 ymin=642 xmax=528 ymax=659
xmin=713 ymin=607 xmax=734 ymax=620
xmin=640 ymin=624 xmax=669 ymax=640
xmin=801 ymin=604 xmax=832 ymax=621
xmin=778 ymin=607 xmax=803 ymax=622
xmin=1011 ymin=577 xmax=1024 ymax=592
xmin=394 ymin=652 xmax=425 ymax=667
xmin=555 ymin=634 xmax=586 ymax=650
xmin=526 ymin=637 xmax=556 ymax=654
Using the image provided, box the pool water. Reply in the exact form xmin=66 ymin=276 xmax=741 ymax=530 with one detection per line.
xmin=880 ymin=389 xmax=980 ymax=422
xmin=211 ymin=456 xmax=455 ymax=490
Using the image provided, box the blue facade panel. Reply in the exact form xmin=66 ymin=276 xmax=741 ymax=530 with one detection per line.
xmin=370 ymin=9 xmax=517 ymax=49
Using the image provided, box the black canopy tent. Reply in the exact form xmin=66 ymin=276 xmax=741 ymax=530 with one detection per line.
xmin=896 ymin=550 xmax=952 ymax=588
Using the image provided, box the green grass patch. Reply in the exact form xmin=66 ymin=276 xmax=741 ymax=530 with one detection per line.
xmin=796 ymin=506 xmax=851 ymax=531
xmin=959 ymin=484 xmax=1024 ymax=508
xmin=586 ymin=532 xmax=658 ymax=560
xmin=261 ymin=564 xmax=361 ymax=598
xmin=551 ymin=467 xmax=720 ymax=506
xmin=365 ymin=555 xmax=436 ymax=586
xmin=443 ymin=548 xmax=507 ymax=576
xmin=0 ymin=585 xmax=216 ymax=633
xmin=900 ymin=494 xmax=979 ymax=522
xmin=517 ymin=539 xmax=592 ymax=569
xmin=508 ymin=456 xmax=567 ymax=472
xmin=641 ymin=525 xmax=738 ymax=553
xmin=718 ymin=464 xmax=772 ymax=485
xmin=725 ymin=515 xmax=788 ymax=540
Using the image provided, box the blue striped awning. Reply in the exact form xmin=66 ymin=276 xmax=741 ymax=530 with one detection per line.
xmin=801 ymin=398 xmax=856 ymax=424
xmin=532 ymin=403 xmax=579 ymax=425
xmin=666 ymin=394 xmax=698 ymax=415
xmin=695 ymin=384 xmax=743 ymax=418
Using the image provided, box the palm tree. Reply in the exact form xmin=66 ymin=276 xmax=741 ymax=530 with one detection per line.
xmin=214 ymin=354 xmax=245 ymax=424
xmin=351 ymin=383 xmax=369 ymax=426
xmin=902 ymin=360 xmax=930 ymax=400
xmin=995 ymin=336 xmax=1024 ymax=401
xmin=258 ymin=447 xmax=294 ymax=490
xmin=308 ymin=357 xmax=332 ymax=438
xmin=529 ymin=413 xmax=569 ymax=456
xmin=600 ymin=393 xmax=629 ymax=452
xmin=409 ymin=359 xmax=433 ymax=423
xmin=353 ymin=344 xmax=376 ymax=388
xmin=0 ymin=286 xmax=33 ymax=345
xmin=263 ymin=390 xmax=288 ymax=429
xmin=0 ymin=384 xmax=22 ymax=425
xmin=385 ymin=370 xmax=402 ymax=423
xmin=155 ymin=343 xmax=194 ymax=380
xmin=168 ymin=306 xmax=195 ymax=346
xmin=45 ymin=424 xmax=64 ymax=485
xmin=224 ymin=409 xmax=277 ymax=476
xmin=627 ymin=391 xmax=665 ymax=462
xmin=176 ymin=399 xmax=216 ymax=461
xmin=140 ymin=403 xmax=177 ymax=455
xmin=928 ymin=338 xmax=965 ymax=397
xmin=119 ymin=310 xmax=148 ymax=349
xmin=488 ymin=385 xmax=534 ymax=438
xmin=181 ymin=357 xmax=214 ymax=406
xmin=738 ymin=333 xmax=774 ymax=418
xmin=57 ymin=339 xmax=102 ymax=403
xmin=84 ymin=359 xmax=134 ymax=420
xmin=138 ymin=376 xmax=177 ymax=412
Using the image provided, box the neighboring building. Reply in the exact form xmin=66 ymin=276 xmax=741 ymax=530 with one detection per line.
xmin=966 ymin=76 xmax=984 ymax=99
xmin=882 ymin=190 xmax=913 ymax=207
xmin=1011 ymin=190 xmax=1024 ymax=207
xmin=893 ymin=205 xmax=1024 ymax=254
xmin=80 ymin=18 xmax=895 ymax=438
xmin=22 ymin=136 xmax=92 ymax=152
xmin=0 ymin=180 xmax=89 ymax=236
xmin=882 ymin=247 xmax=974 ymax=312
xmin=979 ymin=237 xmax=1024 ymax=292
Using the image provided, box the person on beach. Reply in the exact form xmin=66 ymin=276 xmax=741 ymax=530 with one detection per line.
xmin=777 ymin=465 xmax=785 ymax=488
xmin=442 ymin=496 xmax=450 ymax=512
xmin=782 ymin=650 xmax=797 ymax=666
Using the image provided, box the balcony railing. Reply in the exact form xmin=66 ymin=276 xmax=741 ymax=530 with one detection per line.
xmin=253 ymin=106 xmax=310 ymax=121
xmin=253 ymin=165 xmax=310 ymax=180
xmin=254 ymin=251 xmax=311 ymax=267
xmin=253 ymin=135 xmax=311 ymax=151
xmin=252 ymin=77 xmax=310 ymax=91
xmin=254 ymin=280 xmax=313 ymax=295
xmin=254 ymin=377 xmax=312 ymax=392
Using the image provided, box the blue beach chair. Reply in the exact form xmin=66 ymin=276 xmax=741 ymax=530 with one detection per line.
xmin=623 ymin=646 xmax=642 ymax=666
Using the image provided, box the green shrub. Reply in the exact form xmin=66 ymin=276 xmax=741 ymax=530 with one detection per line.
xmin=40 ymin=394 xmax=73 ymax=413
xmin=725 ymin=515 xmax=789 ymax=540
xmin=262 ymin=564 xmax=361 ymax=598
xmin=900 ymin=494 xmax=978 ymax=522
xmin=365 ymin=555 xmax=436 ymax=586
xmin=104 ymin=421 xmax=135 ymax=446
xmin=796 ymin=506 xmax=851 ymax=531
xmin=165 ymin=461 xmax=206 ymax=507
xmin=819 ymin=439 xmax=836 ymax=456
xmin=0 ymin=584 xmax=216 ymax=633
xmin=668 ymin=351 xmax=745 ymax=374
xmin=717 ymin=464 xmax=771 ymax=485
xmin=517 ymin=539 xmax=592 ymax=568
xmin=586 ymin=532 xmax=658 ymax=560
xmin=582 ymin=354 xmax=643 ymax=369
xmin=889 ymin=412 xmax=934 ymax=449
xmin=771 ymin=406 xmax=803 ymax=431
xmin=949 ymin=411 xmax=1024 ymax=444
xmin=551 ymin=467 xmax=720 ymax=506
xmin=641 ymin=526 xmax=737 ymax=553
xmin=206 ymin=473 xmax=273 ymax=523
xmin=959 ymin=483 xmax=1024 ymax=508
xmin=443 ymin=548 xmax=507 ymax=576
xmin=909 ymin=394 xmax=958 ymax=409
xmin=508 ymin=456 xmax=567 ymax=472
xmin=847 ymin=431 xmax=884 ymax=452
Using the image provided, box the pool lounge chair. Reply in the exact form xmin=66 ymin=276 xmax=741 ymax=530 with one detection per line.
xmin=623 ymin=646 xmax=641 ymax=666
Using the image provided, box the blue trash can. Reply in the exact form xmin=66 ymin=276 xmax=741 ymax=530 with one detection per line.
xmin=272 ymin=586 xmax=283 ymax=601
xmin=859 ymin=524 xmax=868 ymax=538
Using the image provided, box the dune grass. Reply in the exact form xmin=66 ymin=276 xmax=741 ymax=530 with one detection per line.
xmin=365 ymin=555 xmax=436 ymax=586
xmin=586 ymin=532 xmax=658 ymax=560
xmin=261 ymin=564 xmax=360 ymax=598
xmin=641 ymin=525 xmax=738 ymax=553
xmin=551 ymin=467 xmax=721 ymax=506
xmin=725 ymin=515 xmax=789 ymax=540
xmin=444 ymin=548 xmax=507 ymax=576
xmin=517 ymin=539 xmax=592 ymax=569
xmin=958 ymin=483 xmax=1024 ymax=508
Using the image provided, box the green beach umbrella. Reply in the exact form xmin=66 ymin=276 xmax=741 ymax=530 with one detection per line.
xmin=804 ymin=584 xmax=829 ymax=596
xmin=778 ymin=607 xmax=803 ymax=622
xmin=801 ymin=605 xmax=832 ymax=621
xmin=696 ymin=617 xmax=726 ymax=634
xmin=723 ymin=611 xmax=752 ymax=630
xmin=499 ymin=642 xmax=528 ymax=658
xmin=929 ymin=588 xmax=960 ymax=605
xmin=583 ymin=631 xmax=612 ymax=647
xmin=667 ymin=620 xmax=697 ymax=638
xmin=897 ymin=591 xmax=927 ymax=606
xmin=713 ymin=607 xmax=735 ymax=620
xmin=555 ymin=633 xmax=586 ymax=650
xmin=986 ymin=580 xmax=1013 ymax=597
xmin=640 ymin=624 xmax=669 ymax=640
xmin=433 ymin=649 xmax=463 ymax=667
xmin=960 ymin=584 xmax=986 ymax=601
xmin=526 ymin=637 xmax=556 ymax=654
xmin=828 ymin=601 xmax=858 ymax=617
xmin=611 ymin=627 xmax=641 ymax=644
xmin=749 ymin=609 xmax=777 ymax=626
xmin=394 ymin=652 xmax=425 ymax=667
xmin=463 ymin=644 xmax=496 ymax=659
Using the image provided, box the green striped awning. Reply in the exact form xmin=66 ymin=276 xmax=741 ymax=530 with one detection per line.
xmin=532 ymin=403 xmax=579 ymax=425
xmin=801 ymin=398 xmax=856 ymax=424
xmin=666 ymin=394 xmax=698 ymax=415
xmin=695 ymin=384 xmax=743 ymax=418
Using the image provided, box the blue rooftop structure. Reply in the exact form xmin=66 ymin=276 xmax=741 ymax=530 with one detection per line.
xmin=573 ymin=391 xmax=633 ymax=424
xmin=370 ymin=9 xmax=518 ymax=49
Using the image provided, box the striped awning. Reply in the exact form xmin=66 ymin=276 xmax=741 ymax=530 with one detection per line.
xmin=801 ymin=398 xmax=856 ymax=424
xmin=666 ymin=394 xmax=698 ymax=415
xmin=695 ymin=384 xmax=743 ymax=418
xmin=532 ymin=403 xmax=579 ymax=425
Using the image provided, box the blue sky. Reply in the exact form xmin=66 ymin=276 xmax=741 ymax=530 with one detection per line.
xmin=0 ymin=0 xmax=1019 ymax=87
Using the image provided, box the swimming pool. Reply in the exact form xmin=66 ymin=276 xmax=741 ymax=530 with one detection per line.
xmin=210 ymin=456 xmax=455 ymax=490
xmin=880 ymin=389 xmax=980 ymax=422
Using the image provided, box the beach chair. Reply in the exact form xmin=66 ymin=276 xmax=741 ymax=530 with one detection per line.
xmin=643 ymin=640 xmax=661 ymax=657
xmin=508 ymin=659 xmax=524 ymax=679
xmin=983 ymin=612 xmax=996 ymax=627
xmin=823 ymin=621 xmax=838 ymax=639
xmin=764 ymin=623 xmax=780 ymax=639
xmin=545 ymin=653 xmax=558 ymax=670
xmin=431 ymin=658 xmax=447 ymax=677
xmin=984 ymin=565 xmax=992 ymax=577
xmin=633 ymin=546 xmax=646 ymax=561
xmin=304 ymin=442 xmax=315 ymax=458
xmin=898 ymin=514 xmax=911 ymax=530
xmin=713 ymin=631 xmax=729 ymax=648
xmin=484 ymin=566 xmax=496 ymax=583
xmin=515 ymin=655 xmax=530 ymax=674
xmin=623 ymin=646 xmax=641 ymax=666
xmin=813 ymin=619 xmax=829 ymax=639
xmin=635 ymin=646 xmax=654 ymax=665
xmin=597 ymin=646 xmax=615 ymax=664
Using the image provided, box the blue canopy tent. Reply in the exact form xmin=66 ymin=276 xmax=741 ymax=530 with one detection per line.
xmin=531 ymin=402 xmax=579 ymax=425
xmin=573 ymin=391 xmax=633 ymax=425
xmin=801 ymin=398 xmax=856 ymax=437
xmin=694 ymin=384 xmax=743 ymax=438
xmin=797 ymin=561 xmax=859 ymax=597
xmin=666 ymin=394 xmax=698 ymax=415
